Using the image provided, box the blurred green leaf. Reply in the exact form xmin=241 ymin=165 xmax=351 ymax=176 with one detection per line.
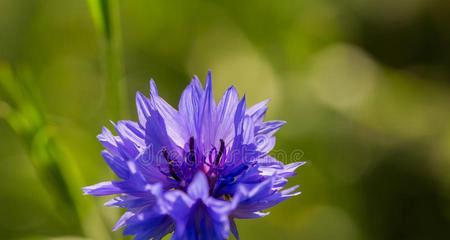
xmin=0 ymin=65 xmax=80 ymax=228
xmin=0 ymin=65 xmax=114 ymax=239
xmin=86 ymin=0 xmax=111 ymax=39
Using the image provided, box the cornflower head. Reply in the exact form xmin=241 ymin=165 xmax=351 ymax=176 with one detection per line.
xmin=83 ymin=72 xmax=304 ymax=240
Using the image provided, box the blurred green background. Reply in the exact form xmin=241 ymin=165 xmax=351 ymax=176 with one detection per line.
xmin=1 ymin=0 xmax=450 ymax=239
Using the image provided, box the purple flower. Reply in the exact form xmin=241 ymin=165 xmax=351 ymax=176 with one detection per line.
xmin=83 ymin=72 xmax=304 ymax=239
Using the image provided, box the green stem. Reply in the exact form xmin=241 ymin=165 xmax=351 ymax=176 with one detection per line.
xmin=103 ymin=0 xmax=128 ymax=119
xmin=87 ymin=0 xmax=128 ymax=118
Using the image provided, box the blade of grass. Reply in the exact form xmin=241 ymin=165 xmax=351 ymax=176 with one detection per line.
xmin=87 ymin=0 xmax=128 ymax=119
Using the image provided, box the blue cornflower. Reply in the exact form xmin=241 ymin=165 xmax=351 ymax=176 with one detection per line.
xmin=83 ymin=72 xmax=304 ymax=240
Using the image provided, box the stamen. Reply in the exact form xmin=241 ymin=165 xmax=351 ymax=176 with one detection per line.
xmin=224 ymin=194 xmax=232 ymax=201
xmin=162 ymin=148 xmax=181 ymax=182
xmin=187 ymin=137 xmax=196 ymax=164
xmin=214 ymin=139 xmax=225 ymax=165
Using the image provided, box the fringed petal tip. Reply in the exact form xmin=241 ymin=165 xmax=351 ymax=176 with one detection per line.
xmin=82 ymin=181 xmax=121 ymax=196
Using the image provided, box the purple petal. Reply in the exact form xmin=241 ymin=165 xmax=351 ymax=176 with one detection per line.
xmin=242 ymin=116 xmax=255 ymax=145
xmin=113 ymin=211 xmax=134 ymax=231
xmin=187 ymin=171 xmax=209 ymax=200
xmin=117 ymin=120 xmax=145 ymax=143
xmin=144 ymin=110 xmax=182 ymax=163
xmin=257 ymin=155 xmax=284 ymax=168
xmin=114 ymin=121 xmax=145 ymax=159
xmin=82 ymin=181 xmax=122 ymax=196
xmin=172 ymin=199 xmax=232 ymax=240
xmin=234 ymin=96 xmax=247 ymax=136
xmin=248 ymin=177 xmax=274 ymax=200
xmin=246 ymin=99 xmax=270 ymax=123
xmin=101 ymin=150 xmax=129 ymax=179
xmin=97 ymin=127 xmax=120 ymax=156
xmin=178 ymin=76 xmax=204 ymax=139
xmin=260 ymin=161 xmax=305 ymax=178
xmin=256 ymin=136 xmax=276 ymax=154
xmin=233 ymin=176 xmax=301 ymax=219
xmin=233 ymin=210 xmax=270 ymax=219
xmin=203 ymin=198 xmax=234 ymax=239
xmin=256 ymin=120 xmax=286 ymax=136
xmin=122 ymin=206 xmax=174 ymax=239
xmin=200 ymin=71 xmax=217 ymax=150
xmin=279 ymin=161 xmax=306 ymax=177
xmin=105 ymin=195 xmax=154 ymax=209
xmin=230 ymin=218 xmax=240 ymax=240
xmin=216 ymin=86 xmax=239 ymax=145
xmin=148 ymin=80 xmax=187 ymax=147
xmin=110 ymin=172 xmax=154 ymax=197
xmin=135 ymin=92 xmax=152 ymax=127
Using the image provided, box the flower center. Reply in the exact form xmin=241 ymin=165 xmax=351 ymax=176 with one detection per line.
xmin=161 ymin=137 xmax=227 ymax=189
